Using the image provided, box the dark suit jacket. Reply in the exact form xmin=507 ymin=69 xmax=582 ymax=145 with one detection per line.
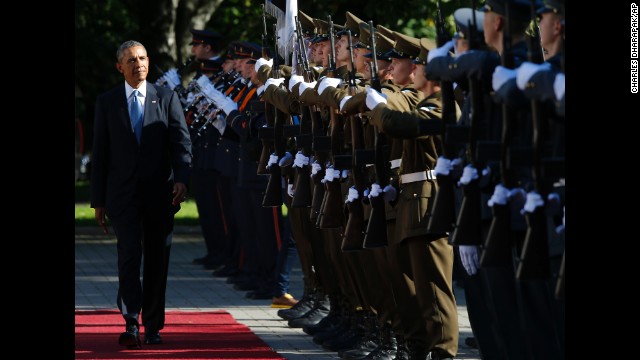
xmin=90 ymin=81 xmax=192 ymax=218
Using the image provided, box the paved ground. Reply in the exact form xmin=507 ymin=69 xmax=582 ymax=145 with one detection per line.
xmin=75 ymin=226 xmax=481 ymax=359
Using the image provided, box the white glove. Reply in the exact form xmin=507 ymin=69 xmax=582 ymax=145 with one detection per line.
xmin=521 ymin=191 xmax=544 ymax=214
xmin=311 ymin=161 xmax=322 ymax=175
xmin=459 ymin=245 xmax=479 ymax=276
xmin=556 ymin=206 xmax=565 ymax=234
xmin=203 ymin=85 xmax=225 ymax=105
xmin=289 ymin=75 xmax=304 ymax=92
xmin=196 ymin=75 xmax=211 ymax=90
xmin=516 ymin=61 xmax=551 ymax=90
xmin=341 ymin=169 xmax=349 ymax=179
xmin=265 ymin=77 xmax=285 ymax=89
xmin=267 ymin=153 xmax=279 ymax=168
xmin=164 ymin=68 xmax=180 ymax=89
xmin=218 ymin=96 xmax=238 ymax=115
xmin=427 ymin=40 xmax=454 ymax=63
xmin=492 ymin=65 xmax=517 ymax=92
xmin=287 ymin=183 xmax=295 ymax=197
xmin=254 ymin=57 xmax=273 ymax=72
xmin=458 ymin=164 xmax=479 ymax=186
xmin=322 ymin=168 xmax=340 ymax=183
xmin=257 ymin=84 xmax=266 ymax=96
xmin=346 ymin=186 xmax=359 ymax=203
xmin=279 ymin=152 xmax=294 ymax=167
xmin=293 ymin=151 xmax=310 ymax=168
xmin=368 ymin=183 xmax=382 ymax=198
xmin=554 ymin=72 xmax=565 ymax=101
xmin=318 ymin=77 xmax=343 ymax=95
xmin=487 ymin=183 xmax=509 ymax=207
xmin=186 ymin=92 xmax=195 ymax=104
xmin=212 ymin=116 xmax=226 ymax=136
xmin=298 ymin=81 xmax=317 ymax=96
xmin=433 ymin=156 xmax=453 ymax=176
xmin=339 ymin=95 xmax=353 ymax=112
xmin=383 ymin=184 xmax=397 ymax=202
xmin=365 ymin=87 xmax=387 ymax=110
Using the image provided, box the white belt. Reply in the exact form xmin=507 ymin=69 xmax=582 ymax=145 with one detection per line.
xmin=389 ymin=158 xmax=402 ymax=169
xmin=400 ymin=170 xmax=436 ymax=184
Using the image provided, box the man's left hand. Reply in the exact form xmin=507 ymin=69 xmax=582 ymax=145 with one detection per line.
xmin=172 ymin=182 xmax=188 ymax=205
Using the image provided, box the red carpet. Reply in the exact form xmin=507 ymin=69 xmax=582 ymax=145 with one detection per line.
xmin=75 ymin=310 xmax=285 ymax=359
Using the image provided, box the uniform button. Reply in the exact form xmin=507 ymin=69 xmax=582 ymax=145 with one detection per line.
xmin=225 ymin=149 xmax=229 ymax=153
xmin=216 ymin=142 xmax=220 ymax=146
xmin=448 ymin=64 xmax=453 ymax=69
xmin=413 ymin=193 xmax=417 ymax=198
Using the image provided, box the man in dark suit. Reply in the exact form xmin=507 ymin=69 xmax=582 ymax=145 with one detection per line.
xmin=90 ymin=40 xmax=192 ymax=349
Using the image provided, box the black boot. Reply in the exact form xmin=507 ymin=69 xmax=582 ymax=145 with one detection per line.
xmin=426 ymin=350 xmax=454 ymax=360
xmin=406 ymin=340 xmax=429 ymax=360
xmin=303 ymin=293 xmax=342 ymax=335
xmin=322 ymin=309 xmax=367 ymax=351
xmin=362 ymin=322 xmax=397 ymax=360
xmin=277 ymin=287 xmax=316 ymax=320
xmin=288 ymin=292 xmax=330 ymax=328
xmin=339 ymin=312 xmax=380 ymax=360
xmin=313 ymin=296 xmax=353 ymax=344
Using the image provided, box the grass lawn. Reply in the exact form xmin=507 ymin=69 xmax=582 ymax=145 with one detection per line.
xmin=75 ymin=180 xmax=287 ymax=227
xmin=75 ymin=180 xmax=199 ymax=227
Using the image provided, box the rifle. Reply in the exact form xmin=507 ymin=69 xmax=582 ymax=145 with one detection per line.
xmin=450 ymin=0 xmax=484 ymax=247
xmin=257 ymin=3 xmax=275 ymax=175
xmin=341 ymin=29 xmax=366 ymax=251
xmin=262 ymin=23 xmax=286 ymax=207
xmin=362 ymin=21 xmax=389 ymax=248
xmin=291 ymin=16 xmax=315 ymax=208
xmin=480 ymin=0 xmax=520 ymax=267
xmin=516 ymin=0 xmax=550 ymax=280
xmin=428 ymin=0 xmax=459 ymax=235
xmin=317 ymin=15 xmax=345 ymax=229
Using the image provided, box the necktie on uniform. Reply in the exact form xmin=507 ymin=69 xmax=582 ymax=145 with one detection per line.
xmin=130 ymin=89 xmax=143 ymax=143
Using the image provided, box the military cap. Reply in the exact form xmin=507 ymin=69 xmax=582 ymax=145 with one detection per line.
xmin=336 ymin=11 xmax=365 ymax=37
xmin=413 ymin=38 xmax=437 ymax=65
xmin=376 ymin=25 xmax=395 ymax=41
xmin=200 ymin=58 xmax=224 ymax=73
xmin=298 ymin=10 xmax=316 ymax=36
xmin=386 ymin=32 xmax=421 ymax=60
xmin=311 ymin=19 xmax=344 ymax=43
xmin=363 ymin=29 xmax=395 ymax=61
xmin=537 ymin=0 xmax=564 ymax=16
xmin=479 ymin=0 xmax=532 ymax=22
xmin=354 ymin=22 xmax=372 ymax=50
xmin=453 ymin=8 xmax=485 ymax=40
xmin=189 ymin=29 xmax=222 ymax=47
xmin=233 ymin=41 xmax=263 ymax=63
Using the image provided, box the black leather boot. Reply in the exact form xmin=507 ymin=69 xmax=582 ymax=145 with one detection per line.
xmin=406 ymin=340 xmax=429 ymax=360
xmin=322 ymin=309 xmax=367 ymax=351
xmin=339 ymin=312 xmax=380 ymax=360
xmin=362 ymin=322 xmax=397 ymax=360
xmin=303 ymin=293 xmax=342 ymax=335
xmin=287 ymin=292 xmax=330 ymax=328
xmin=277 ymin=287 xmax=316 ymax=320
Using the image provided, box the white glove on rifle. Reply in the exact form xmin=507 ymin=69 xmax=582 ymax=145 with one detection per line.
xmin=492 ymin=65 xmax=517 ymax=92
xmin=516 ymin=61 xmax=551 ymax=90
xmin=433 ymin=156 xmax=453 ymax=176
xmin=265 ymin=77 xmax=285 ymax=89
xmin=293 ymin=151 xmax=309 ymax=168
xmin=164 ymin=68 xmax=181 ymax=89
xmin=459 ymin=245 xmax=479 ymax=276
xmin=254 ymin=57 xmax=273 ymax=72
xmin=368 ymin=183 xmax=382 ymax=198
xmin=212 ymin=116 xmax=226 ymax=136
xmin=346 ymin=186 xmax=359 ymax=203
xmin=311 ymin=161 xmax=322 ymax=175
xmin=427 ymin=40 xmax=454 ymax=63
xmin=298 ymin=81 xmax=317 ymax=96
xmin=318 ymin=77 xmax=343 ymax=95
xmin=218 ymin=95 xmax=238 ymax=115
xmin=267 ymin=153 xmax=279 ymax=168
xmin=365 ymin=87 xmax=387 ymax=110
xmin=289 ymin=75 xmax=304 ymax=92
xmin=287 ymin=183 xmax=295 ymax=197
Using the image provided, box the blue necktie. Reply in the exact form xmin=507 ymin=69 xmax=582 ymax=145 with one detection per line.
xmin=130 ymin=89 xmax=143 ymax=144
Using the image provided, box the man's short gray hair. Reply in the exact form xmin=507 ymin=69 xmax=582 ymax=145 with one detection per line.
xmin=116 ymin=40 xmax=146 ymax=62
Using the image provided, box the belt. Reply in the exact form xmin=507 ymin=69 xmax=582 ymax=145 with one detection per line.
xmin=400 ymin=170 xmax=436 ymax=184
xmin=389 ymin=158 xmax=402 ymax=169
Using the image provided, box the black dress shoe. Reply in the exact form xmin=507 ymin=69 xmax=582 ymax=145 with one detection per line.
xmin=119 ymin=322 xmax=141 ymax=349
xmin=144 ymin=331 xmax=163 ymax=345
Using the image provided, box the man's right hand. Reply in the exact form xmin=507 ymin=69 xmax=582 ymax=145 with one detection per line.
xmin=94 ymin=207 xmax=108 ymax=234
